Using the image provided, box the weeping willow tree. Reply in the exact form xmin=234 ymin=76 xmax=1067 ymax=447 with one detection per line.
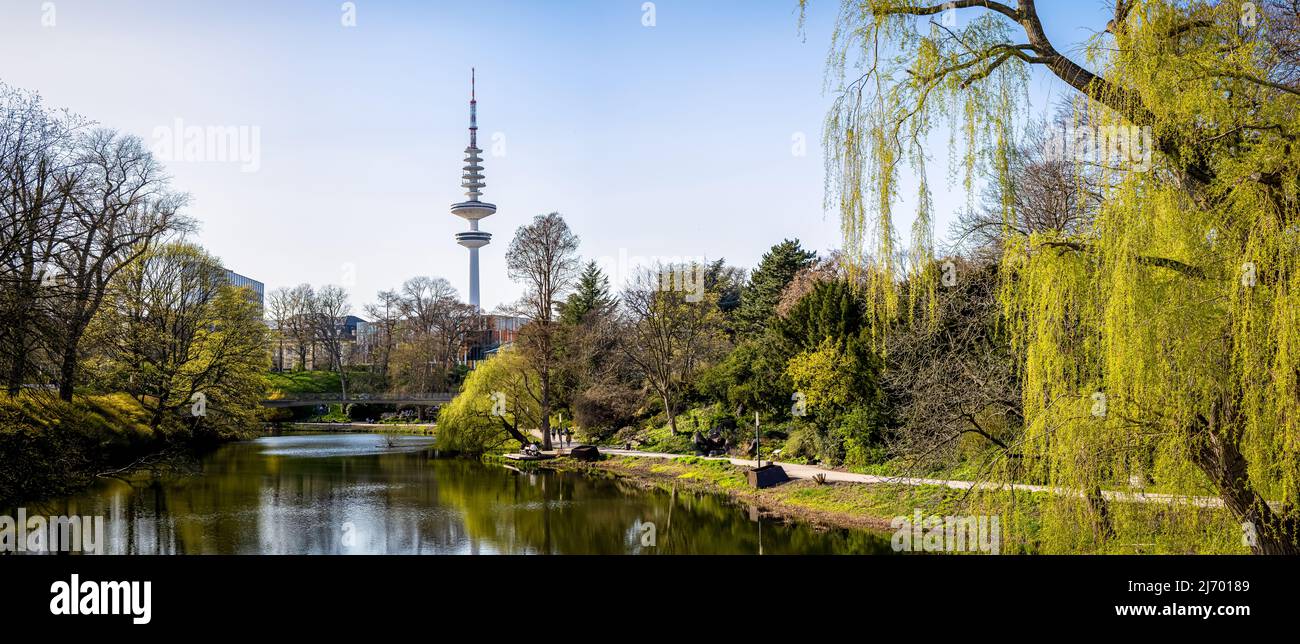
xmin=812 ymin=0 xmax=1300 ymax=553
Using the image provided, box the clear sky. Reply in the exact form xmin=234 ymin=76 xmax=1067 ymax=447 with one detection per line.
xmin=0 ymin=0 xmax=1108 ymax=315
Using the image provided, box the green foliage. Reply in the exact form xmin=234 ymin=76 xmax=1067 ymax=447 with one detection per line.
xmin=772 ymin=279 xmax=888 ymax=465
xmin=310 ymin=405 xmax=350 ymax=423
xmin=781 ymin=422 xmax=821 ymax=462
xmin=834 ymin=405 xmax=888 ymax=467
xmin=736 ymin=239 xmax=817 ymax=337
xmin=698 ymin=336 xmax=791 ymax=417
xmin=558 ymin=261 xmax=616 ymax=326
xmin=0 ymin=393 xmax=162 ymax=505
xmin=621 ymin=262 xmax=731 ymax=435
xmin=774 ymin=279 xmax=868 ymax=351
xmin=85 ymin=242 xmax=269 ymax=440
xmin=570 ymin=379 xmax=640 ymax=438
xmin=640 ymin=409 xmax=704 ymax=453
xmin=786 ymin=337 xmax=857 ymax=412
xmin=703 ymin=258 xmax=744 ymax=317
xmin=436 ymin=349 xmax=537 ymax=454
xmin=265 ymin=369 xmax=389 ymax=397
xmin=818 ymin=0 xmax=1300 ymax=551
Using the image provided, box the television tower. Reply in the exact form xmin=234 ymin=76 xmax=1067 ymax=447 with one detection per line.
xmin=450 ymin=68 xmax=495 ymax=309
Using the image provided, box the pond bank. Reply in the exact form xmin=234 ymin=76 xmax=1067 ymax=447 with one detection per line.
xmin=535 ymin=454 xmax=919 ymax=533
xmin=281 ymin=422 xmax=435 ymax=435
xmin=530 ymin=453 xmax=1250 ymax=554
xmin=0 ymin=393 xmax=243 ymax=507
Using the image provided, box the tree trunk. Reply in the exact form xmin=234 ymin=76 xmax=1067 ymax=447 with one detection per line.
xmin=663 ymin=392 xmax=678 ymax=435
xmin=540 ymin=371 xmax=552 ymax=451
xmin=1086 ymin=485 xmax=1116 ymax=542
xmin=1190 ymin=413 xmax=1300 ymax=554
xmin=57 ymin=351 xmax=76 ymax=400
xmin=57 ymin=334 xmax=80 ymax=402
xmin=5 ymin=324 xmax=26 ymax=396
xmin=5 ymin=278 xmax=34 ymax=396
xmin=499 ymin=416 xmax=531 ymax=449
xmin=337 ymin=352 xmax=348 ymax=400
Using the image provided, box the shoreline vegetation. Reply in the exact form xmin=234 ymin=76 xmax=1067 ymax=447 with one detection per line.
xmin=3 ymin=406 xmax=1250 ymax=555
xmin=0 ymin=393 xmax=254 ymax=508
xmin=534 ymin=454 xmax=898 ymax=534
xmin=0 ymin=409 xmax=442 ymax=507
xmin=281 ymin=422 xmax=435 ymax=435
xmin=526 ymin=453 xmax=1249 ymax=555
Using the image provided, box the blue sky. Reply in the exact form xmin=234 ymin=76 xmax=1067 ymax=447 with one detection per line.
xmin=0 ymin=0 xmax=1108 ymax=314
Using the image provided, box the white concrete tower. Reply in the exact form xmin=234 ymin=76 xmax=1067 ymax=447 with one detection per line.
xmin=451 ymin=68 xmax=495 ymax=309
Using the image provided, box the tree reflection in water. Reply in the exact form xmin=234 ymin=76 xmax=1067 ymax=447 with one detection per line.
xmin=34 ymin=433 xmax=893 ymax=555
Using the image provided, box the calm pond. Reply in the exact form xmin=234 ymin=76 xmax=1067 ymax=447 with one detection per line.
xmin=35 ymin=432 xmax=893 ymax=554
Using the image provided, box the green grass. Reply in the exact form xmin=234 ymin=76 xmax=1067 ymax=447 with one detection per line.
xmin=0 ymin=392 xmax=154 ymax=439
xmin=266 ymin=370 xmax=344 ymax=396
xmin=265 ymin=369 xmax=403 ymax=399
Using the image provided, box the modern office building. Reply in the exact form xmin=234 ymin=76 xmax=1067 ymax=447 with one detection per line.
xmin=450 ymin=68 xmax=496 ymax=310
xmin=221 ymin=268 xmax=264 ymax=309
xmin=461 ymin=314 xmax=527 ymax=367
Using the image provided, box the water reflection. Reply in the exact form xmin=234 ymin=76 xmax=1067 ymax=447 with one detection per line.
xmin=28 ymin=433 xmax=893 ymax=555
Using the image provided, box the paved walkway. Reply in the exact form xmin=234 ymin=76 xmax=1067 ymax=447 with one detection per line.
xmin=547 ymin=446 xmax=1222 ymax=508
xmin=529 ymin=430 xmax=1225 ymax=507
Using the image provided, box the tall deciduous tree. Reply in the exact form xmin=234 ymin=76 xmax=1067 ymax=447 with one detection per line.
xmin=54 ymin=129 xmax=187 ymax=401
xmin=362 ymin=289 xmax=402 ymax=385
xmin=621 ymin=263 xmax=729 ymax=435
xmin=88 ymin=242 xmax=268 ymax=436
xmin=506 ymin=213 xmax=580 ymax=450
xmin=0 ymin=83 xmax=83 ymax=395
xmin=284 ymin=284 xmax=315 ymax=370
xmin=557 ymin=261 xmax=635 ymax=436
xmin=309 ymin=285 xmax=351 ymax=398
xmin=1 ymin=86 xmax=186 ymax=401
xmin=266 ymin=287 xmax=292 ymax=371
xmin=391 ymin=276 xmax=475 ymax=393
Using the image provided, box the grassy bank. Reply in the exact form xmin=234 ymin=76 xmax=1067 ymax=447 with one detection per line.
xmin=283 ymin=422 xmax=435 ymax=435
xmin=543 ymin=455 xmax=969 ymax=532
xmin=538 ymin=454 xmax=1247 ymax=554
xmin=0 ymin=393 xmax=255 ymax=507
xmin=265 ymin=369 xmax=390 ymax=397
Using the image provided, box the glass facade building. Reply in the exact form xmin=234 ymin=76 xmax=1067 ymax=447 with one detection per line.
xmin=222 ymin=269 xmax=265 ymax=309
